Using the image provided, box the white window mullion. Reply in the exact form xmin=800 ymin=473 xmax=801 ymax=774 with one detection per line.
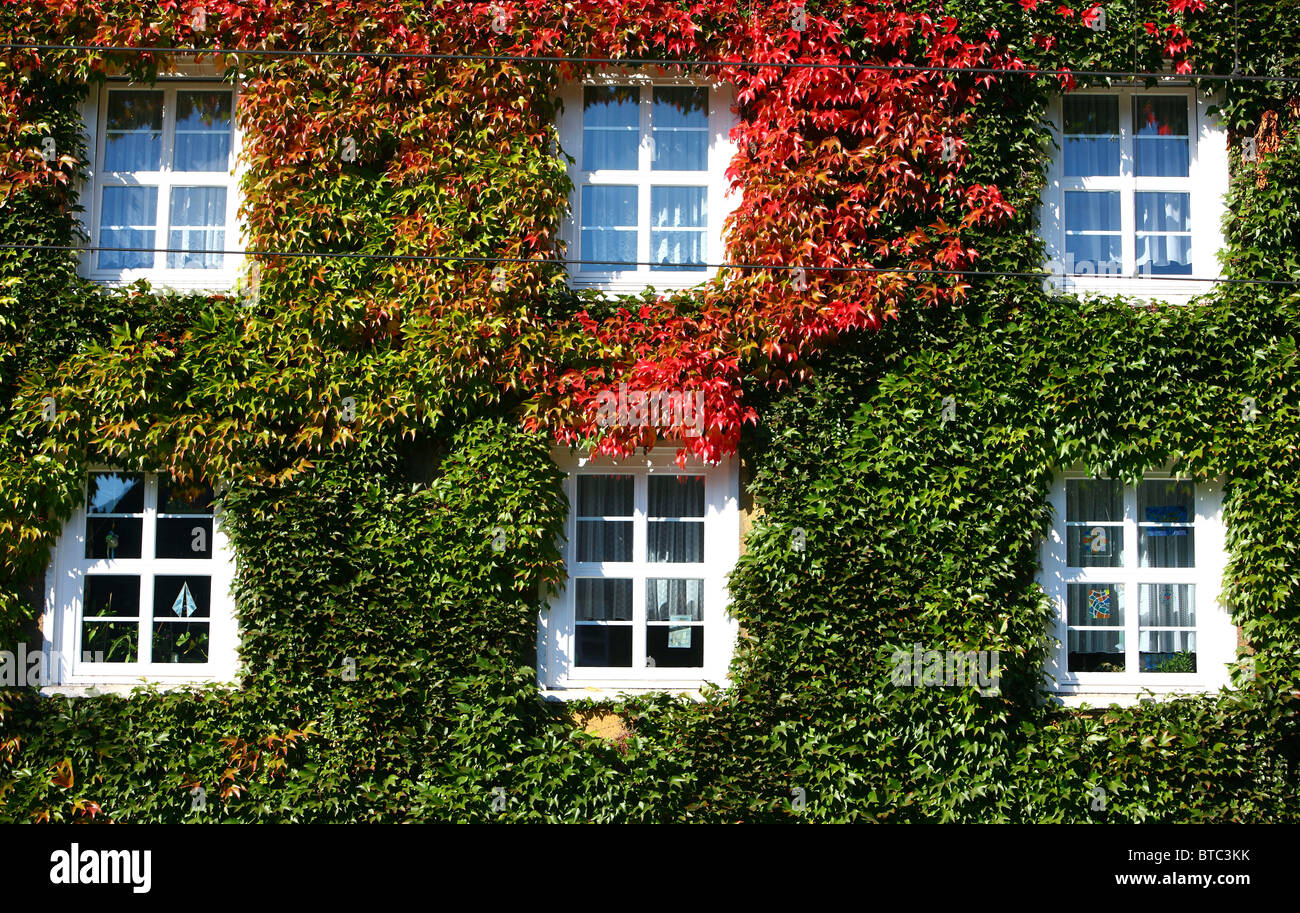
xmin=1119 ymin=93 xmax=1137 ymax=276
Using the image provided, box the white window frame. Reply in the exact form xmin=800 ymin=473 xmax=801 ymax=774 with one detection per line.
xmin=1040 ymin=469 xmax=1236 ymax=702
xmin=42 ymin=469 xmax=239 ymax=689
xmin=78 ymin=66 xmax=243 ymax=291
xmin=539 ymin=447 xmax=740 ymax=696
xmin=557 ymin=72 xmax=739 ymax=294
xmin=1041 ymin=86 xmax=1228 ymax=303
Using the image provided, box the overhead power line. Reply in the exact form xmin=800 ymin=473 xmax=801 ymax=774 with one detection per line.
xmin=2 ymin=243 xmax=1296 ymax=289
xmin=2 ymin=42 xmax=1299 ymax=85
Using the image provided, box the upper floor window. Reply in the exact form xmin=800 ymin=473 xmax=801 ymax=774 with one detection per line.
xmin=538 ymin=449 xmax=740 ymax=695
xmin=1041 ymin=88 xmax=1228 ymax=302
xmin=558 ymin=77 xmax=737 ymax=292
xmin=42 ymin=471 xmax=238 ymax=688
xmin=83 ymin=81 xmax=241 ymax=288
xmin=1040 ymin=471 xmax=1236 ymax=700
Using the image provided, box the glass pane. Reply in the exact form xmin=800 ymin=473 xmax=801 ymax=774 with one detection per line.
xmin=1065 ymin=235 xmax=1122 ymax=275
xmin=646 ymin=624 xmax=703 ymax=668
xmin=86 ymin=518 xmax=143 ymax=560
xmin=167 ymin=186 xmax=227 ymax=269
xmin=1140 ymin=631 xmax=1196 ymax=672
xmin=1066 ymin=525 xmax=1124 ymax=567
xmin=1135 ymin=234 xmax=1192 ymax=276
xmin=1139 ymin=583 xmax=1195 ymax=627
xmin=152 ymin=575 xmax=212 ymax=619
xmin=82 ymin=620 xmax=138 ymax=663
xmin=652 ymin=87 xmax=708 ymax=171
xmin=1062 ymin=96 xmax=1119 ymax=177
xmin=649 ymin=476 xmax=705 ymax=517
xmin=1064 ymin=191 xmax=1120 ymax=232
xmin=156 ymin=518 xmax=214 ymax=559
xmin=152 ymin=621 xmax=210 ymax=664
xmin=1066 ymin=479 xmax=1122 ymax=522
xmin=174 ymin=91 xmax=233 ymax=171
xmin=85 ymin=472 xmax=145 ymax=559
xmin=1067 ymin=583 xmax=1123 ymax=627
xmin=83 ymin=575 xmax=140 ymax=618
xmin=1135 ymin=192 xmax=1190 ymax=233
xmin=1064 ymin=96 xmax=1120 ymax=135
xmin=575 ymin=578 xmax=633 ymax=621
xmin=575 ymin=625 xmax=633 ymax=667
xmin=580 ymin=185 xmax=638 ymax=271
xmin=1133 ymin=97 xmax=1189 ymax=136
xmin=98 ymin=186 xmax=158 ymax=270
xmin=646 ymin=578 xmax=703 ymax=622
xmin=87 ymin=472 xmax=145 ymax=514
xmin=650 ymin=231 xmax=706 ymax=271
xmin=576 ymin=519 xmax=633 ymax=562
xmin=651 ymin=186 xmax=706 ymax=229
xmin=577 ymin=475 xmax=634 ymax=516
xmin=159 ymin=478 xmax=214 ymax=514
xmin=648 ymin=521 xmax=704 ymax=562
xmin=583 ymin=85 xmax=639 ymax=171
xmin=1133 ymin=97 xmax=1190 ymax=177
xmin=1138 ymin=479 xmax=1195 ymax=567
xmin=1067 ymin=629 xmax=1124 ymax=672
xmin=104 ymin=90 xmax=163 ymax=171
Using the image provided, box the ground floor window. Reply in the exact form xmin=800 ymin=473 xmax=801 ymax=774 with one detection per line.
xmin=539 ymin=449 xmax=740 ymax=694
xmin=42 ymin=470 xmax=238 ymax=687
xmin=1040 ymin=470 xmax=1236 ymax=695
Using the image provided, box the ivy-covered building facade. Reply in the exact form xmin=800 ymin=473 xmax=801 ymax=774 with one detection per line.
xmin=1 ymin=1 xmax=1298 ymax=822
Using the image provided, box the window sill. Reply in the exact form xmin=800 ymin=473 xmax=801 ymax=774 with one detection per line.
xmin=1047 ymin=276 xmax=1217 ymax=304
xmin=540 ymin=685 xmax=715 ymax=702
xmin=40 ymin=678 xmax=238 ymax=698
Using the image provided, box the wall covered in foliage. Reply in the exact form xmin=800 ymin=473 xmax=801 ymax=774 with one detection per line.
xmin=0 ymin=0 xmax=1298 ymax=821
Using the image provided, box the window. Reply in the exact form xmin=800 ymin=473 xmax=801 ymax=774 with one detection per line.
xmin=1041 ymin=88 xmax=1228 ymax=301
xmin=558 ymin=76 xmax=738 ymax=292
xmin=539 ymin=449 xmax=740 ymax=694
xmin=1040 ymin=471 xmax=1236 ymax=698
xmin=83 ymin=80 xmax=241 ymax=287
xmin=42 ymin=471 xmax=238 ymax=687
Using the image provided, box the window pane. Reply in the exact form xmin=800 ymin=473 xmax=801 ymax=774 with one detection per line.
xmin=1133 ymin=97 xmax=1190 ymax=177
xmin=88 ymin=472 xmax=145 ymax=514
xmin=1067 ymin=583 xmax=1123 ymax=627
xmin=1062 ymin=96 xmax=1119 ymax=176
xmin=83 ymin=575 xmax=140 ymax=663
xmin=1066 ymin=479 xmax=1122 ymax=522
xmin=153 ymin=575 xmax=212 ymax=619
xmin=1066 ymin=525 xmax=1124 ymax=567
xmin=1135 ymin=192 xmax=1190 ymax=232
xmin=156 ymin=518 xmax=214 ymax=559
xmin=1064 ymin=191 xmax=1120 ymax=232
xmin=104 ymin=90 xmax=163 ymax=171
xmin=580 ymin=185 xmax=638 ymax=271
xmin=649 ymin=476 xmax=705 ymax=517
xmin=1135 ymin=234 xmax=1192 ymax=276
xmin=577 ymin=475 xmax=634 ymax=516
xmin=85 ymin=472 xmax=145 ymax=559
xmin=577 ymin=520 xmax=632 ymax=561
xmin=575 ymin=578 xmax=633 ymax=621
xmin=98 ymin=186 xmax=158 ymax=270
xmin=583 ymin=85 xmax=639 ymax=170
xmin=1140 ymin=631 xmax=1197 ymax=672
xmin=1139 ymin=583 xmax=1196 ymax=627
xmin=646 ymin=578 xmax=704 ymax=622
xmin=159 ymin=478 xmax=214 ymax=514
xmin=1067 ymin=629 xmax=1124 ymax=672
xmin=648 ymin=520 xmax=704 ymax=562
xmin=167 ymin=186 xmax=227 ymax=269
xmin=575 ymin=625 xmax=633 ymax=667
xmin=652 ymin=87 xmax=708 ymax=171
xmin=83 ymin=575 xmax=140 ymax=617
xmin=1065 ymin=235 xmax=1122 ymax=275
xmin=152 ymin=621 xmax=210 ymax=663
xmin=174 ymin=91 xmax=233 ymax=171
xmin=650 ymin=186 xmax=706 ymax=271
xmin=1138 ymin=480 xmax=1195 ymax=567
xmin=646 ymin=624 xmax=703 ymax=667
